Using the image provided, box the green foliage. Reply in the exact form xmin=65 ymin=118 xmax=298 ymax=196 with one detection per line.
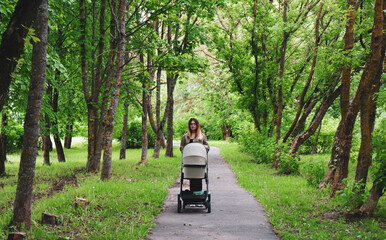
xmin=300 ymin=160 xmax=327 ymax=187
xmin=125 ymin=120 xmax=156 ymax=149
xmin=214 ymin=142 xmax=386 ymax=240
xmin=371 ymin=113 xmax=386 ymax=190
xmin=277 ymin=143 xmax=300 ymax=175
xmin=5 ymin=124 xmax=24 ymax=153
xmin=335 ymin=180 xmax=369 ymax=211
xmin=237 ymin=126 xmax=276 ymax=164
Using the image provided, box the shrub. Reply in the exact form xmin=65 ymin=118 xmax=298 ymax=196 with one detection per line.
xmin=300 ymin=160 xmax=326 ymax=187
xmin=125 ymin=121 xmax=155 ymax=149
xmin=371 ymin=115 xmax=386 ymax=192
xmin=335 ymin=180 xmax=369 ymax=211
xmin=237 ymin=125 xmax=276 ymax=164
xmin=4 ymin=124 xmax=24 ymax=153
xmin=277 ymin=143 xmax=300 ymax=175
xmin=299 ymin=132 xmax=335 ymax=154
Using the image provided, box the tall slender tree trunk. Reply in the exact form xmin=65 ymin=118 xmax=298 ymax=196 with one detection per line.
xmin=43 ymin=78 xmax=52 ymax=165
xmin=290 ymin=86 xmax=341 ymax=154
xmin=330 ymin=0 xmax=358 ymax=195
xmin=319 ymin=123 xmax=342 ymax=189
xmin=284 ymin=1 xmax=324 ymax=143
xmin=150 ymin=21 xmax=166 ymax=158
xmin=0 ymin=0 xmax=43 ymax=112
xmin=139 ymin=83 xmax=149 ymax=165
xmin=79 ymin=0 xmax=107 ymax=172
xmin=0 ymin=113 xmax=7 ymax=176
xmin=52 ymin=82 xmax=65 ymax=162
xmin=164 ymin=21 xmax=179 ymax=157
xmin=101 ymin=0 xmax=126 ymax=180
xmin=119 ymin=103 xmax=128 ymax=160
xmin=353 ymin=0 xmax=385 ymax=209
xmin=11 ymin=0 xmax=48 ymax=230
xmin=43 ymin=114 xmax=51 ymax=166
xmin=64 ymin=124 xmax=73 ymax=149
xmin=273 ymin=0 xmax=289 ymax=168
xmin=165 ymin=74 xmax=177 ymax=157
xmin=312 ymin=122 xmax=322 ymax=155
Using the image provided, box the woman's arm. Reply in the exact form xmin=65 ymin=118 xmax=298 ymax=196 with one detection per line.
xmin=202 ymin=134 xmax=210 ymax=151
xmin=180 ymin=134 xmax=187 ymax=151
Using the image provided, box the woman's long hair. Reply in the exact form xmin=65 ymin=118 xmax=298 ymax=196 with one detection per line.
xmin=188 ymin=118 xmax=203 ymax=139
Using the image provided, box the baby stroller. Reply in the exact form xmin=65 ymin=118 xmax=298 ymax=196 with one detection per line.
xmin=177 ymin=143 xmax=211 ymax=213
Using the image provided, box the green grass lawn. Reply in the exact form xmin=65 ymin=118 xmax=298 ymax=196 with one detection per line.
xmin=1 ymin=140 xmax=384 ymax=239
xmin=0 ymin=140 xmax=181 ymax=239
xmin=212 ymin=141 xmax=385 ymax=240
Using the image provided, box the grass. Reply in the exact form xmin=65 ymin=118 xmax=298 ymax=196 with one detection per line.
xmin=0 ymin=140 xmax=181 ymax=239
xmin=1 ymin=140 xmax=384 ymax=239
xmin=212 ymin=141 xmax=385 ymax=240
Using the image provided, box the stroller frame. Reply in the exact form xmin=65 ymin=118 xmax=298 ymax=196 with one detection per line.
xmin=177 ymin=143 xmax=211 ymax=213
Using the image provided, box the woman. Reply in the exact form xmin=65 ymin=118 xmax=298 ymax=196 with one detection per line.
xmin=180 ymin=118 xmax=209 ymax=192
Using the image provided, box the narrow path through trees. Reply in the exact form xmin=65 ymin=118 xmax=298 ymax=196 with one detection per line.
xmin=147 ymin=147 xmax=277 ymax=240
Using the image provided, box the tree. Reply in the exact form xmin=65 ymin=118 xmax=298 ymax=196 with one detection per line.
xmin=0 ymin=113 xmax=7 ymax=175
xmin=100 ymin=0 xmax=126 ymax=180
xmin=0 ymin=0 xmax=43 ymax=112
xmin=11 ymin=0 xmax=48 ymax=230
xmin=354 ymin=0 xmax=385 ymax=214
xmin=119 ymin=102 xmax=129 ymax=159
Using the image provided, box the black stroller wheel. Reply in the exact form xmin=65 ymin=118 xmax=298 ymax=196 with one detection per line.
xmin=207 ymin=193 xmax=211 ymax=213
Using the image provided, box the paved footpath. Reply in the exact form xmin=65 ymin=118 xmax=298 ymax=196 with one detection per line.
xmin=146 ymin=146 xmax=278 ymax=240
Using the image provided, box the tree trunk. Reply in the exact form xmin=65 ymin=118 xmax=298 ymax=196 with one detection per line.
xmin=119 ymin=103 xmax=128 ymax=160
xmin=149 ymin=67 xmax=167 ymax=158
xmin=165 ymin=74 xmax=177 ymax=157
xmin=221 ymin=123 xmax=231 ymax=142
xmin=151 ymin=22 xmax=166 ymax=158
xmin=283 ymin=1 xmax=324 ymax=143
xmin=11 ymin=0 xmax=48 ymax=230
xmin=43 ymin=78 xmax=51 ymax=165
xmin=0 ymin=0 xmax=43 ymax=112
xmin=0 ymin=113 xmax=7 ymax=176
xmin=359 ymin=178 xmax=384 ymax=216
xmin=353 ymin=0 xmax=385 ymax=208
xmin=318 ymin=123 xmax=342 ymax=189
xmin=80 ymin=0 xmax=107 ymax=173
xmin=273 ymin=0 xmax=289 ymax=168
xmin=52 ymin=85 xmax=65 ymax=162
xmin=330 ymin=0 xmax=357 ymax=195
xmin=311 ymin=122 xmax=322 ymax=155
xmin=290 ymin=86 xmax=341 ymax=154
xmin=139 ymin=83 xmax=148 ymax=165
xmin=64 ymin=124 xmax=73 ymax=149
xmin=101 ymin=0 xmax=126 ymax=180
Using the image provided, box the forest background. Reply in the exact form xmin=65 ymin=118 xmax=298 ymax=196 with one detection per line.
xmin=0 ymin=0 xmax=384 ymax=239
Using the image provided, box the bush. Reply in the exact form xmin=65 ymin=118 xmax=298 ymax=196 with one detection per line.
xmin=237 ymin=125 xmax=276 ymax=164
xmin=371 ymin=115 xmax=386 ymax=191
xmin=277 ymin=143 xmax=300 ymax=175
xmin=125 ymin=121 xmax=155 ymax=149
xmin=299 ymin=132 xmax=335 ymax=154
xmin=4 ymin=124 xmax=24 ymax=153
xmin=335 ymin=180 xmax=369 ymax=211
xmin=300 ymin=160 xmax=326 ymax=187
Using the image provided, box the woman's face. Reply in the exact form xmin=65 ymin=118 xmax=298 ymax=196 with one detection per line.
xmin=190 ymin=121 xmax=197 ymax=132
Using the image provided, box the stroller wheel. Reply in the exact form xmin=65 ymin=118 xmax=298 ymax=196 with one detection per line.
xmin=207 ymin=193 xmax=211 ymax=213
xmin=177 ymin=195 xmax=182 ymax=213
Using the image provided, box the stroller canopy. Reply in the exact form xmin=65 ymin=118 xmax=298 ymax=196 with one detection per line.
xmin=182 ymin=143 xmax=207 ymax=165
